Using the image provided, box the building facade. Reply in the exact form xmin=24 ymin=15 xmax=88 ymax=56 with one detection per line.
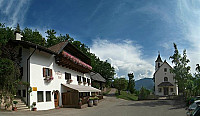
xmin=13 ymin=37 xmax=100 ymax=111
xmin=154 ymin=54 xmax=178 ymax=96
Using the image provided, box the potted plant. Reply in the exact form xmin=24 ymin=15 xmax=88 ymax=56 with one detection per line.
xmin=93 ymin=96 xmax=99 ymax=106
xmin=78 ymin=81 xmax=82 ymax=85
xmin=83 ymin=82 xmax=87 ymax=85
xmin=32 ymin=102 xmax=37 ymax=111
xmin=67 ymin=79 xmax=73 ymax=84
xmin=88 ymin=97 xmax=93 ymax=107
xmin=13 ymin=101 xmax=18 ymax=111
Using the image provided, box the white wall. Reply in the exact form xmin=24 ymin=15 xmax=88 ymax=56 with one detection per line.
xmin=154 ymin=62 xmax=178 ymax=96
xmin=29 ymin=49 xmax=91 ymax=110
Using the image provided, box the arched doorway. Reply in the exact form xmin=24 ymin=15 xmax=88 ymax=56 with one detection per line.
xmin=54 ymin=90 xmax=59 ymax=107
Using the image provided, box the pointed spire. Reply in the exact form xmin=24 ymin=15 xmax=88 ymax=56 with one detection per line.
xmin=155 ymin=51 xmax=163 ymax=62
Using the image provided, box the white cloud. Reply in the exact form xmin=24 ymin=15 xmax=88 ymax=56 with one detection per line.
xmin=90 ymin=38 xmax=154 ymax=80
xmin=176 ymin=0 xmax=200 ymax=74
xmin=0 ymin=0 xmax=31 ymax=27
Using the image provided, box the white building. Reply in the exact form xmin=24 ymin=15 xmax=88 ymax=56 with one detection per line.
xmin=153 ymin=53 xmax=178 ymax=96
xmin=12 ymin=37 xmax=100 ymax=111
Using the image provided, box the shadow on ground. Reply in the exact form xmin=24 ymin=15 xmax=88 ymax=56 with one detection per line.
xmin=118 ymin=100 xmax=186 ymax=110
xmin=118 ymin=100 xmax=171 ymax=107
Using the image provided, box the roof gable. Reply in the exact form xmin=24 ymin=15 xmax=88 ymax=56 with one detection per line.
xmin=154 ymin=61 xmax=172 ymax=76
xmin=90 ymin=72 xmax=106 ymax=82
xmin=48 ymin=41 xmax=67 ymax=54
xmin=48 ymin=41 xmax=90 ymax=65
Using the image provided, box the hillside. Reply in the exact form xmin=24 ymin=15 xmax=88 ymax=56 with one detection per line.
xmin=135 ymin=78 xmax=154 ymax=90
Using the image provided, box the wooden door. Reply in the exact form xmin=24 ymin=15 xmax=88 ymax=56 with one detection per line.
xmin=54 ymin=91 xmax=59 ymax=107
xmin=62 ymin=92 xmax=78 ymax=106
xmin=164 ymin=87 xmax=168 ymax=95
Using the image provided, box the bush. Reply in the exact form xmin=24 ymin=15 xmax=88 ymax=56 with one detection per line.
xmin=138 ymin=86 xmax=150 ymax=100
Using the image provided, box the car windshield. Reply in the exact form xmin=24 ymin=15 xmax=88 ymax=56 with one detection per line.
xmin=192 ymin=106 xmax=200 ymax=115
xmin=189 ymin=102 xmax=198 ymax=110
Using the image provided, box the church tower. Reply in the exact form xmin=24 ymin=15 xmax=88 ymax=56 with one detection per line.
xmin=155 ymin=52 xmax=163 ymax=71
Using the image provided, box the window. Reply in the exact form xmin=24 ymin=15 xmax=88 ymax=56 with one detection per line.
xmin=170 ymin=88 xmax=174 ymax=92
xmin=87 ymin=79 xmax=90 ymax=84
xmin=37 ymin=91 xmax=44 ymax=102
xmin=158 ymin=88 xmax=162 ymax=92
xmin=46 ymin=91 xmax=51 ymax=101
xmin=65 ymin=72 xmax=71 ymax=80
xmin=23 ymin=90 xmax=26 ymax=97
xmin=18 ymin=90 xmax=21 ymax=96
xmin=164 ymin=77 xmax=168 ymax=82
xmin=20 ymin=67 xmax=23 ymax=77
xmin=77 ymin=75 xmax=81 ymax=82
xmin=164 ymin=68 xmax=167 ymax=72
xmin=43 ymin=68 xmax=52 ymax=77
xmin=79 ymin=92 xmax=90 ymax=98
xmin=158 ymin=63 xmax=160 ymax=68
xmin=82 ymin=77 xmax=86 ymax=82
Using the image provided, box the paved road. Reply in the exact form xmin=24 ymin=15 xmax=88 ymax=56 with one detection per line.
xmin=0 ymin=89 xmax=186 ymax=116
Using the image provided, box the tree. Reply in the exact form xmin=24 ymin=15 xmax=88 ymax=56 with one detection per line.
xmin=46 ymin=29 xmax=58 ymax=47
xmin=22 ymin=28 xmax=46 ymax=46
xmin=194 ymin=64 xmax=200 ymax=96
xmin=0 ymin=23 xmax=21 ymax=109
xmin=127 ymin=73 xmax=135 ymax=94
xmin=138 ymin=86 xmax=150 ymax=100
xmin=169 ymin=43 xmax=192 ymax=97
xmin=113 ymin=78 xmax=128 ymax=95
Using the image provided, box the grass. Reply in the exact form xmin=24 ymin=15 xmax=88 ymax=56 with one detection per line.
xmin=115 ymin=90 xmax=138 ymax=101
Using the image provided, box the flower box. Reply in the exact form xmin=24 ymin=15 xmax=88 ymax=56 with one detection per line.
xmin=78 ymin=81 xmax=82 ymax=85
xmin=67 ymin=79 xmax=73 ymax=84
xmin=44 ymin=76 xmax=54 ymax=81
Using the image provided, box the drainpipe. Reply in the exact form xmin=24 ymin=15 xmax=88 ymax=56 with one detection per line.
xmin=27 ymin=45 xmax=37 ymax=106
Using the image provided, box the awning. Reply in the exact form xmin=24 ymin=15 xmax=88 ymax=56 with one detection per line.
xmin=158 ymin=82 xmax=174 ymax=87
xmin=62 ymin=84 xmax=101 ymax=92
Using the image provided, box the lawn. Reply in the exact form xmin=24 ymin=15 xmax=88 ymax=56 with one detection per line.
xmin=115 ymin=90 xmax=138 ymax=101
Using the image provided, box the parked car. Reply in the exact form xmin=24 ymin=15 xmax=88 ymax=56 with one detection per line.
xmin=187 ymin=103 xmax=200 ymax=116
xmin=187 ymin=100 xmax=200 ymax=114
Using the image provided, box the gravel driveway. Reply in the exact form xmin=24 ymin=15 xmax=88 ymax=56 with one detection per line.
xmin=0 ymin=89 xmax=186 ymax=116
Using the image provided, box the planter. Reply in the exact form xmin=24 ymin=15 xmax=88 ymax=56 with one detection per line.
xmin=88 ymin=100 xmax=93 ymax=107
xmin=67 ymin=79 xmax=73 ymax=84
xmin=32 ymin=107 xmax=37 ymax=111
xmin=13 ymin=107 xmax=17 ymax=111
xmin=93 ymin=100 xmax=98 ymax=106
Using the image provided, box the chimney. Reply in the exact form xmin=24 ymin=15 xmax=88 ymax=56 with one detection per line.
xmin=16 ymin=33 xmax=23 ymax=41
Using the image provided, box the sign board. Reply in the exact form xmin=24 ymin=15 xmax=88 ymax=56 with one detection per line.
xmin=56 ymin=71 xmax=62 ymax=79
xmin=32 ymin=87 xmax=37 ymax=91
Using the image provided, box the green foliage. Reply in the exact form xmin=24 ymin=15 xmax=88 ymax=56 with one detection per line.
xmin=13 ymin=101 xmax=18 ymax=104
xmin=115 ymin=91 xmax=138 ymax=101
xmin=169 ymin=43 xmax=192 ymax=96
xmin=22 ymin=28 xmax=46 ymax=46
xmin=113 ymin=78 xmax=128 ymax=95
xmin=138 ymin=86 xmax=150 ymax=100
xmin=0 ymin=23 xmax=21 ymax=110
xmin=0 ymin=58 xmax=20 ymax=95
xmin=127 ymin=73 xmax=135 ymax=94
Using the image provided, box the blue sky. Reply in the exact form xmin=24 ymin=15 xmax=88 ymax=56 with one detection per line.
xmin=1 ymin=0 xmax=200 ymax=80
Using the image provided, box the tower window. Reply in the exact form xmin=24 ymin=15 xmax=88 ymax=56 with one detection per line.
xmin=164 ymin=77 xmax=168 ymax=82
xmin=158 ymin=63 xmax=160 ymax=68
xmin=164 ymin=68 xmax=167 ymax=72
